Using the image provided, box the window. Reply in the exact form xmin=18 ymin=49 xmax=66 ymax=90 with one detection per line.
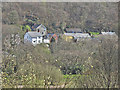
xmin=38 ymin=29 xmax=40 ymax=32
xmin=38 ymin=40 xmax=42 ymax=43
xmin=32 ymin=40 xmax=37 ymax=44
xmin=43 ymin=35 xmax=47 ymax=39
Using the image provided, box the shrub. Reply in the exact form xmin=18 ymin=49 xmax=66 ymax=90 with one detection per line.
xmin=8 ymin=10 xmax=19 ymax=24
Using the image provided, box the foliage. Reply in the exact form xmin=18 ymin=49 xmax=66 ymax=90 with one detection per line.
xmin=2 ymin=32 xmax=118 ymax=88
xmin=2 ymin=2 xmax=119 ymax=88
xmin=25 ymin=25 xmax=31 ymax=31
xmin=2 ymin=41 xmax=63 ymax=88
xmin=8 ymin=10 xmax=19 ymax=24
xmin=61 ymin=63 xmax=83 ymax=75
xmin=89 ymin=32 xmax=100 ymax=35
xmin=50 ymin=35 xmax=118 ymax=88
xmin=2 ymin=2 xmax=118 ymax=33
xmin=60 ymin=22 xmax=66 ymax=34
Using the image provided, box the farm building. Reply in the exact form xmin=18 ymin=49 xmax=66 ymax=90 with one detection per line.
xmin=74 ymin=33 xmax=91 ymax=41
xmin=63 ymin=28 xmax=90 ymax=41
xmin=74 ymin=33 xmax=91 ymax=38
xmin=63 ymin=33 xmax=91 ymax=42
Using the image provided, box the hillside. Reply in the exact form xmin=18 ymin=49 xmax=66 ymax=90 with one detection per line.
xmin=2 ymin=2 xmax=119 ymax=88
xmin=2 ymin=2 xmax=118 ymax=33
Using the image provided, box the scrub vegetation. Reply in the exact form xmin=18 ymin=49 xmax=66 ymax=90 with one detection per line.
xmin=2 ymin=2 xmax=118 ymax=88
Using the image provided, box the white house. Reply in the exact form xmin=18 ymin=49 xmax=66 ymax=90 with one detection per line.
xmin=101 ymin=32 xmax=116 ymax=35
xmin=24 ymin=31 xmax=50 ymax=45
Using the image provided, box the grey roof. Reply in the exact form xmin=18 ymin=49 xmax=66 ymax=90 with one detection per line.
xmin=31 ymin=24 xmax=46 ymax=31
xmin=74 ymin=33 xmax=91 ymax=38
xmin=27 ymin=32 xmax=43 ymax=38
xmin=64 ymin=33 xmax=75 ymax=36
xmin=66 ymin=28 xmax=82 ymax=32
xmin=64 ymin=33 xmax=91 ymax=38
xmin=40 ymin=24 xmax=46 ymax=30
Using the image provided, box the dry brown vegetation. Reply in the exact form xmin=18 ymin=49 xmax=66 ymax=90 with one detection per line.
xmin=2 ymin=28 xmax=118 ymax=88
xmin=2 ymin=2 xmax=119 ymax=88
xmin=2 ymin=2 xmax=118 ymax=33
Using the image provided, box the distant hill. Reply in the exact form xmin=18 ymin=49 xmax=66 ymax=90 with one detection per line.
xmin=2 ymin=2 xmax=118 ymax=34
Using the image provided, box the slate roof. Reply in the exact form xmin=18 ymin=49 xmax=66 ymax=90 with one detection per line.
xmin=64 ymin=33 xmax=75 ymax=36
xmin=31 ymin=24 xmax=40 ymax=31
xmin=65 ymin=28 xmax=82 ymax=33
xmin=27 ymin=32 xmax=43 ymax=38
xmin=74 ymin=33 xmax=91 ymax=38
xmin=31 ymin=24 xmax=46 ymax=31
xmin=33 ymin=24 xmax=40 ymax=28
xmin=40 ymin=24 xmax=46 ymax=29
xmin=64 ymin=33 xmax=91 ymax=38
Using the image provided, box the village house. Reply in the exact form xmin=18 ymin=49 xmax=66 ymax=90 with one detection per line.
xmin=24 ymin=24 xmax=58 ymax=45
xmin=63 ymin=28 xmax=91 ymax=42
xmin=24 ymin=32 xmax=58 ymax=45
xmin=24 ymin=31 xmax=50 ymax=45
xmin=24 ymin=24 xmax=49 ymax=45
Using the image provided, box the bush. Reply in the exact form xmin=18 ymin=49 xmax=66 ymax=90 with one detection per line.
xmin=61 ymin=63 xmax=83 ymax=75
xmin=8 ymin=10 xmax=19 ymax=24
